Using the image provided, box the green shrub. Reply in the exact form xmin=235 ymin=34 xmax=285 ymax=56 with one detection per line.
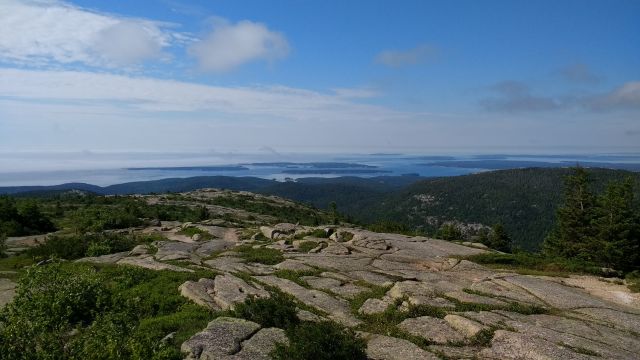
xmin=0 ymin=233 xmax=6 ymax=258
xmin=28 ymin=233 xmax=140 ymax=261
xmin=437 ymin=223 xmax=462 ymax=241
xmin=0 ymin=262 xmax=217 ymax=360
xmin=273 ymin=321 xmax=367 ymax=360
xmin=627 ymin=271 xmax=640 ymax=293
xmin=0 ymin=262 xmax=109 ymax=359
xmin=232 ymin=292 xmax=299 ymax=329
xmin=86 ymin=241 xmax=112 ymax=257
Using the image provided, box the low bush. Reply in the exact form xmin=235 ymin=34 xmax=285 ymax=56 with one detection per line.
xmin=0 ymin=233 xmax=6 ymax=258
xmin=0 ymin=261 xmax=217 ymax=360
xmin=27 ymin=233 xmax=154 ymax=261
xmin=273 ymin=321 xmax=367 ymax=360
xmin=232 ymin=292 xmax=299 ymax=329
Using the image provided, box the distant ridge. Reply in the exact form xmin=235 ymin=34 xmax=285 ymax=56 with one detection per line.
xmin=3 ymin=168 xmax=639 ymax=251
xmin=0 ymin=175 xmax=421 ymax=196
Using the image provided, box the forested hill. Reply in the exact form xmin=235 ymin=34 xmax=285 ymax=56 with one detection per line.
xmin=362 ymin=168 xmax=640 ymax=250
xmin=2 ymin=168 xmax=639 ymax=250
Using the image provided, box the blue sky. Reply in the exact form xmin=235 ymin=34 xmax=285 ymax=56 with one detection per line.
xmin=0 ymin=0 xmax=639 ymax=160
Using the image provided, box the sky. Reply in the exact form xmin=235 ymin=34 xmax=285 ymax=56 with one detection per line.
xmin=0 ymin=0 xmax=639 ymax=159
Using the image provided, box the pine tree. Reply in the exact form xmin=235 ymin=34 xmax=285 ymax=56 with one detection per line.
xmin=329 ymin=201 xmax=338 ymax=225
xmin=593 ymin=177 xmax=640 ymax=271
xmin=0 ymin=233 xmax=6 ymax=258
xmin=489 ymin=223 xmax=512 ymax=253
xmin=437 ymin=223 xmax=462 ymax=241
xmin=543 ymin=167 xmax=597 ymax=259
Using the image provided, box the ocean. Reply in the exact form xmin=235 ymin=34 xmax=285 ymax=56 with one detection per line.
xmin=1 ymin=152 xmax=640 ymax=187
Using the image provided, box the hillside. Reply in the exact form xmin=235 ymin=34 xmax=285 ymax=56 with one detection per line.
xmin=2 ymin=168 xmax=639 ymax=250
xmin=365 ymin=168 xmax=640 ymax=250
xmin=2 ymin=189 xmax=639 ymax=359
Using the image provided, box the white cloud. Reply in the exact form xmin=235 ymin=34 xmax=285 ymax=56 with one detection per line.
xmin=188 ymin=18 xmax=289 ymax=72
xmin=0 ymin=0 xmax=174 ymax=67
xmin=92 ymin=20 xmax=169 ymax=65
xmin=375 ymin=44 xmax=438 ymax=68
xmin=0 ymin=68 xmax=409 ymax=122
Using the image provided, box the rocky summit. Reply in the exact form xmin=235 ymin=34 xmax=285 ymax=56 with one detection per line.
xmin=2 ymin=189 xmax=639 ymax=359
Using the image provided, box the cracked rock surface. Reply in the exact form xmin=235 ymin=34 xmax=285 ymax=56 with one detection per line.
xmin=70 ymin=200 xmax=640 ymax=360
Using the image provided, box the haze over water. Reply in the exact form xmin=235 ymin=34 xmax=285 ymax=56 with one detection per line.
xmin=2 ymin=151 xmax=640 ymax=187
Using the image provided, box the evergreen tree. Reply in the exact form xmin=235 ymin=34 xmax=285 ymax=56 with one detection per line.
xmin=543 ymin=167 xmax=597 ymax=259
xmin=437 ymin=223 xmax=462 ymax=241
xmin=0 ymin=233 xmax=6 ymax=258
xmin=477 ymin=228 xmax=490 ymax=246
xmin=197 ymin=206 xmax=210 ymax=221
xmin=593 ymin=177 xmax=640 ymax=271
xmin=489 ymin=223 xmax=512 ymax=253
xmin=329 ymin=201 xmax=338 ymax=225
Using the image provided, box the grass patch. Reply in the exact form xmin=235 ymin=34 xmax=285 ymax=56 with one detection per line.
xmin=297 ymin=241 xmax=321 ymax=253
xmin=464 ymin=252 xmax=606 ymax=277
xmin=356 ymin=297 xmax=445 ymax=338
xmin=0 ymin=253 xmax=34 ymax=272
xmin=446 ymin=292 xmax=548 ymax=315
xmin=273 ymin=268 xmax=323 ymax=287
xmin=233 ymin=244 xmax=284 ymax=265
xmin=293 ymin=229 xmax=329 ymax=239
xmin=349 ymin=284 xmax=391 ymax=313
xmin=176 ymin=227 xmax=213 ymax=240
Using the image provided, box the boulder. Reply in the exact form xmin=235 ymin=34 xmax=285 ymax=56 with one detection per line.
xmin=365 ymin=334 xmax=440 ymax=360
xmin=479 ymin=330 xmax=596 ymax=360
xmin=0 ymin=278 xmax=16 ymax=308
xmin=129 ymin=244 xmax=148 ymax=256
xmin=359 ymin=297 xmax=393 ymax=315
xmin=274 ymin=259 xmax=314 ymax=272
xmin=179 ymin=278 xmax=218 ymax=310
xmin=397 ymin=316 xmax=465 ymax=344
xmin=444 ymin=314 xmax=484 ymax=337
xmin=181 ymin=317 xmax=260 ymax=359
xmin=117 ymin=256 xmax=194 ymax=272
xmin=321 ymin=243 xmax=350 ymax=255
xmin=213 ymin=274 xmax=270 ymax=310
xmin=235 ymin=327 xmax=289 ymax=360
xmin=256 ymin=275 xmax=361 ymax=327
